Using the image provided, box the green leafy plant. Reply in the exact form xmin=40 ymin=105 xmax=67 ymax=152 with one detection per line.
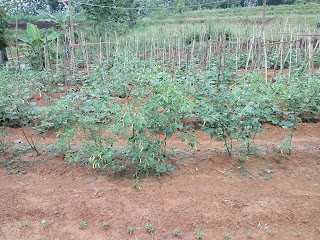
xmin=102 ymin=221 xmax=109 ymax=229
xmin=195 ymin=230 xmax=204 ymax=239
xmin=127 ymin=226 xmax=134 ymax=234
xmin=0 ymin=129 xmax=11 ymax=154
xmin=18 ymin=23 xmax=60 ymax=70
xmin=173 ymin=229 xmax=182 ymax=238
xmin=293 ymin=231 xmax=302 ymax=236
xmin=42 ymin=220 xmax=51 ymax=228
xmin=79 ymin=221 xmax=87 ymax=229
xmin=266 ymin=229 xmax=277 ymax=236
xmin=201 ymin=86 xmax=240 ymax=156
xmin=224 ymin=233 xmax=231 ymax=239
xmin=132 ymin=179 xmax=141 ymax=192
xmin=0 ymin=69 xmax=46 ymax=156
xmin=0 ymin=8 xmax=8 ymax=50
xmin=145 ymin=223 xmax=155 ymax=233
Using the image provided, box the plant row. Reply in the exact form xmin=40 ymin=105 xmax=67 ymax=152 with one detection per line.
xmin=0 ymin=55 xmax=319 ymax=177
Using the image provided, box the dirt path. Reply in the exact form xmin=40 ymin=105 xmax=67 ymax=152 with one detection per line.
xmin=0 ymin=122 xmax=319 ymax=240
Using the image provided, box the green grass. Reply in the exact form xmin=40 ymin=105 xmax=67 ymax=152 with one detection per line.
xmin=132 ymin=4 xmax=320 ymax=32
xmin=9 ymin=3 xmax=319 ymax=42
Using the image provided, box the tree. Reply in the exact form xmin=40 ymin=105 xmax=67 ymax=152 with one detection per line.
xmin=0 ymin=7 xmax=8 ymax=65
xmin=0 ymin=0 xmax=48 ymax=15
xmin=48 ymin=0 xmax=64 ymax=13
xmin=177 ymin=0 xmax=186 ymax=13
xmin=82 ymin=0 xmax=140 ymax=23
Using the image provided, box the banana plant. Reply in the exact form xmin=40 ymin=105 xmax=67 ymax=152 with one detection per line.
xmin=18 ymin=23 xmax=60 ymax=70
xmin=37 ymin=10 xmax=79 ymax=41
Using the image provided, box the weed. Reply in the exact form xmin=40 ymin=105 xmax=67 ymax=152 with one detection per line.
xmin=42 ymin=220 xmax=51 ymax=228
xmin=264 ymin=174 xmax=273 ymax=180
xmin=173 ymin=229 xmax=182 ymax=238
xmin=224 ymin=233 xmax=231 ymax=239
xmin=79 ymin=221 xmax=87 ymax=229
xmin=0 ymin=130 xmax=12 ymax=154
xmin=316 ymin=226 xmax=320 ymax=233
xmin=293 ymin=231 xmax=302 ymax=236
xmin=282 ymin=172 xmax=290 ymax=178
xmin=145 ymin=223 xmax=155 ymax=233
xmin=301 ymin=218 xmax=308 ymax=223
xmin=277 ymin=132 xmax=293 ymax=158
xmin=238 ymin=152 xmax=250 ymax=163
xmin=246 ymin=229 xmax=252 ymax=238
xmin=195 ymin=230 xmax=204 ymax=239
xmin=19 ymin=221 xmax=30 ymax=227
xmin=127 ymin=226 xmax=134 ymax=234
xmin=266 ymin=229 xmax=277 ymax=236
xmin=102 ymin=221 xmax=109 ymax=229
xmin=132 ymin=179 xmax=141 ymax=192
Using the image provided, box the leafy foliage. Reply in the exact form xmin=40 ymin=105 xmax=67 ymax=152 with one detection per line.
xmin=82 ymin=0 xmax=140 ymax=23
xmin=0 ymin=7 xmax=8 ymax=50
xmin=18 ymin=23 xmax=60 ymax=69
xmin=0 ymin=46 xmax=319 ymax=175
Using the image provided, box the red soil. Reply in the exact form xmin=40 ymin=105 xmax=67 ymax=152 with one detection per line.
xmin=0 ymin=121 xmax=319 ymax=240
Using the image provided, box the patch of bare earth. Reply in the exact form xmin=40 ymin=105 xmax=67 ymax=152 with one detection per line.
xmin=0 ymin=122 xmax=319 ymax=240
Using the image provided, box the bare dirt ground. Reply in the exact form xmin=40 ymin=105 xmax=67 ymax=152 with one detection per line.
xmin=0 ymin=122 xmax=319 ymax=240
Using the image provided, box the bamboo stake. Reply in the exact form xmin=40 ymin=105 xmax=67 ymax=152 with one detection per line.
xmin=99 ymin=37 xmax=103 ymax=67
xmin=163 ymin=38 xmax=166 ymax=65
xmin=150 ymin=37 xmax=153 ymax=60
xmin=217 ymin=35 xmax=222 ymax=84
xmin=169 ymin=39 xmax=171 ymax=63
xmin=56 ymin=37 xmax=59 ymax=73
xmin=152 ymin=36 xmax=156 ymax=60
xmin=44 ymin=34 xmax=50 ymax=70
xmin=15 ymin=17 xmax=19 ymax=68
xmin=82 ymin=34 xmax=89 ymax=75
xmin=308 ymin=32 xmax=312 ymax=76
xmin=252 ymin=37 xmax=256 ymax=70
xmin=69 ymin=30 xmax=75 ymax=76
xmin=235 ymin=36 xmax=239 ymax=71
xmin=191 ymin=39 xmax=195 ymax=65
xmin=178 ymin=37 xmax=181 ymax=70
xmin=311 ymin=39 xmax=320 ymax=76
xmin=208 ymin=38 xmax=212 ymax=68
xmin=105 ymin=32 xmax=109 ymax=63
xmin=245 ymin=36 xmax=254 ymax=72
xmin=280 ymin=34 xmax=284 ymax=74
xmin=289 ymin=32 xmax=293 ymax=78
xmin=295 ymin=32 xmax=298 ymax=64
xmin=263 ymin=32 xmax=268 ymax=83
xmin=221 ymin=32 xmax=226 ymax=82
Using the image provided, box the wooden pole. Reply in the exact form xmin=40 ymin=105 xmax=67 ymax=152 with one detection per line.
xmin=263 ymin=32 xmax=268 ymax=83
xmin=44 ymin=34 xmax=50 ymax=70
xmin=99 ymin=37 xmax=103 ymax=67
xmin=59 ymin=0 xmax=75 ymax=58
xmin=105 ymin=32 xmax=109 ymax=63
xmin=280 ymin=34 xmax=284 ymax=74
xmin=178 ymin=37 xmax=181 ymax=70
xmin=245 ymin=36 xmax=254 ymax=72
xmin=289 ymin=32 xmax=293 ymax=78
xmin=235 ymin=36 xmax=239 ymax=71
xmin=68 ymin=0 xmax=75 ymax=47
xmin=15 ymin=17 xmax=19 ymax=68
xmin=258 ymin=0 xmax=267 ymax=70
xmin=56 ymin=37 xmax=59 ymax=73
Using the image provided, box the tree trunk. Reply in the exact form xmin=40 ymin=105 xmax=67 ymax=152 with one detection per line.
xmin=1 ymin=48 xmax=8 ymax=66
